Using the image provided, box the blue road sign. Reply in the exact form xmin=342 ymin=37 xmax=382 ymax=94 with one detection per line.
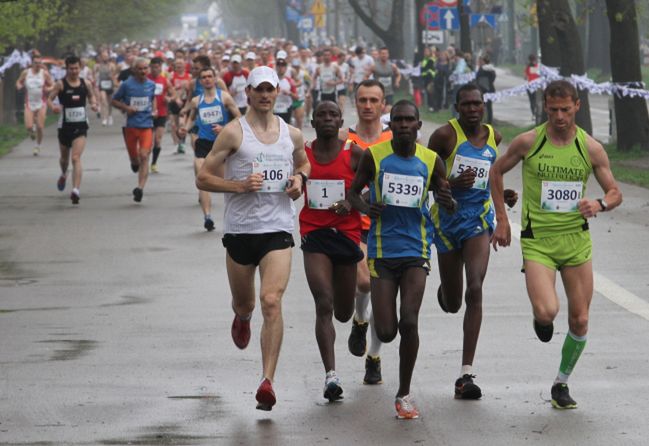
xmin=298 ymin=15 xmax=314 ymax=31
xmin=439 ymin=8 xmax=459 ymax=30
xmin=470 ymin=13 xmax=497 ymax=28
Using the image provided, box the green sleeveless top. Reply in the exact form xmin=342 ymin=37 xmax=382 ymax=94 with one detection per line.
xmin=521 ymin=123 xmax=592 ymax=239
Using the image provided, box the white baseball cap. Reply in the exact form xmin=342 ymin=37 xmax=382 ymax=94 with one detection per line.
xmin=276 ymin=50 xmax=287 ymax=61
xmin=222 ymin=53 xmax=230 ymax=61
xmin=247 ymin=66 xmax=279 ymax=88
xmin=245 ymin=51 xmax=256 ymax=60
xmin=231 ymin=54 xmax=242 ymax=63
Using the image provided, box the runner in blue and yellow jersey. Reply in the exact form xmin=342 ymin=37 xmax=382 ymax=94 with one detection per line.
xmin=349 ymin=100 xmax=454 ymax=420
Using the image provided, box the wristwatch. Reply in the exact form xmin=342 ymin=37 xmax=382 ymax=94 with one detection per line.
xmin=596 ymin=198 xmax=608 ymax=211
xmin=297 ymin=171 xmax=308 ymax=184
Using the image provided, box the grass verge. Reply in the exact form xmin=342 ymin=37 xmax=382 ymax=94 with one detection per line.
xmin=0 ymin=114 xmax=58 ymax=158
xmin=604 ymin=144 xmax=649 ymax=189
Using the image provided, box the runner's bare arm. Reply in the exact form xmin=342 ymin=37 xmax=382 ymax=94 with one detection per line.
xmin=178 ymin=97 xmax=198 ymax=138
xmin=47 ymin=81 xmax=62 ymax=112
xmin=349 ymin=150 xmax=384 ymax=217
xmin=431 ymin=155 xmax=454 ymax=210
xmin=578 ymin=134 xmax=623 ymax=218
xmin=196 ymin=121 xmax=262 ymax=194
xmin=222 ymin=90 xmax=241 ymax=119
xmin=84 ymin=79 xmax=99 ymax=112
xmin=286 ymin=126 xmax=308 ymax=200
xmin=490 ymin=129 xmax=535 ymax=250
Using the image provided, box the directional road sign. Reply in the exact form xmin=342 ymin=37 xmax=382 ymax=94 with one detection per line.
xmin=439 ymin=8 xmax=459 ymax=30
xmin=298 ymin=15 xmax=314 ymax=31
xmin=470 ymin=13 xmax=497 ymax=28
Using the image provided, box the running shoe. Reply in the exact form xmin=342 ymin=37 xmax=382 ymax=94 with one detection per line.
xmin=454 ymin=374 xmax=482 ymax=400
xmin=363 ymin=355 xmax=383 ymax=385
xmin=102 ymin=119 xmax=107 ymax=126
xmin=437 ymin=285 xmax=449 ymax=313
xmin=132 ymin=187 xmax=143 ymax=203
xmin=231 ymin=314 xmax=251 ymax=349
xmin=56 ymin=175 xmax=66 ymax=191
xmin=130 ymin=163 xmax=140 ymax=173
xmin=348 ymin=319 xmax=368 ymax=357
xmin=70 ymin=191 xmax=80 ymax=205
xmin=150 ymin=163 xmax=158 ymax=173
xmin=255 ymin=378 xmax=276 ymax=411
xmin=395 ymin=394 xmax=419 ymax=419
xmin=323 ymin=373 xmax=343 ymax=402
xmin=33 ymin=146 xmax=40 ymax=156
xmin=551 ymin=383 xmax=577 ymax=409
xmin=204 ymin=217 xmax=215 ymax=232
xmin=533 ymin=319 xmax=554 ymax=342
xmin=107 ymin=116 xmax=113 ymax=126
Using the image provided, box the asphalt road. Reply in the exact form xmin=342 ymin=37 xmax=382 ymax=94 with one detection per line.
xmin=1 ymin=95 xmax=648 ymax=445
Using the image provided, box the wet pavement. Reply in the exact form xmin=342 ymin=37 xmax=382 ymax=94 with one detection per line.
xmin=1 ymin=96 xmax=648 ymax=445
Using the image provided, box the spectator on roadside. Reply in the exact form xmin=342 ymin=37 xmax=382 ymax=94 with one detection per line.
xmin=475 ymin=55 xmax=496 ymax=124
xmin=525 ymin=54 xmax=540 ymax=120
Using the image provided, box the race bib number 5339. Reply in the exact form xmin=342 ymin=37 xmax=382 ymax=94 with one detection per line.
xmin=381 ymin=172 xmax=424 ymax=208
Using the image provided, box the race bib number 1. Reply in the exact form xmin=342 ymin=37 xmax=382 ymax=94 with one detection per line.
xmin=541 ymin=181 xmax=582 ymax=212
xmin=252 ymin=160 xmax=291 ymax=193
xmin=450 ymin=154 xmax=491 ymax=190
xmin=382 ymin=172 xmax=424 ymax=208
xmin=306 ymin=179 xmax=345 ymax=209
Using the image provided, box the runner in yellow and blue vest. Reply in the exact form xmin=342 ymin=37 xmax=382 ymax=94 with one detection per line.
xmin=427 ymin=82 xmax=517 ymax=400
xmin=349 ymin=100 xmax=454 ymax=420
xmin=491 ymin=80 xmax=622 ymax=410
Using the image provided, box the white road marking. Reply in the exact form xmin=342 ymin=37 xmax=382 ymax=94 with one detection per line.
xmin=510 ymin=222 xmax=649 ymax=321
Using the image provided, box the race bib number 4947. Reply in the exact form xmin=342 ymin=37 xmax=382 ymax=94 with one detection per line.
xmin=381 ymin=172 xmax=424 ymax=208
xmin=541 ymin=181 xmax=582 ymax=212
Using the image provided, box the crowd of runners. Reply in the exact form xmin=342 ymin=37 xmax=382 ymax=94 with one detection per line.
xmin=14 ymin=37 xmax=622 ymax=419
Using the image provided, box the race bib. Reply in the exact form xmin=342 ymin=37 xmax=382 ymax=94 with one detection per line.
xmin=306 ymin=179 xmax=345 ymax=209
xmin=154 ymin=82 xmax=164 ymax=96
xmin=381 ymin=172 xmax=424 ymax=208
xmin=450 ymin=154 xmax=491 ymax=189
xmin=199 ymin=105 xmax=223 ymax=124
xmin=541 ymin=181 xmax=582 ymax=212
xmin=252 ymin=159 xmax=291 ymax=193
xmin=274 ymin=95 xmax=292 ymax=113
xmin=65 ymin=106 xmax=86 ymax=122
xmin=130 ymin=96 xmax=149 ymax=111
xmin=100 ymin=80 xmax=113 ymax=90
xmin=378 ymin=76 xmax=392 ymax=89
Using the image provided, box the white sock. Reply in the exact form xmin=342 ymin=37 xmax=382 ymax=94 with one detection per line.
xmin=460 ymin=364 xmax=473 ymax=377
xmin=354 ymin=290 xmax=370 ymax=323
xmin=72 ymin=188 xmax=80 ymax=195
xmin=367 ymin=312 xmax=382 ymax=357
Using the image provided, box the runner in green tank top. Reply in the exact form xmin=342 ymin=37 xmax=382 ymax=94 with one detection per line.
xmin=490 ymin=80 xmax=622 ymax=410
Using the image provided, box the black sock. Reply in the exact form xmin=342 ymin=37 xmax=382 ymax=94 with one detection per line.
xmin=152 ymin=146 xmax=161 ymax=165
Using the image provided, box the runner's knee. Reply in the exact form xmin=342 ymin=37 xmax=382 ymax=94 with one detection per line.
xmin=260 ymin=292 xmax=283 ymax=319
xmin=568 ymin=313 xmax=588 ymax=336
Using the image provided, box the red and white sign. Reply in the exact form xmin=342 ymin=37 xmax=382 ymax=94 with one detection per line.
xmin=438 ymin=0 xmax=458 ymax=6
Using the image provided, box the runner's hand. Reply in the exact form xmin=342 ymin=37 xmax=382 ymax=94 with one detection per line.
xmin=366 ymin=203 xmax=386 ymax=219
xmin=578 ymin=198 xmax=600 ymax=219
xmin=211 ymin=124 xmax=223 ymax=135
xmin=285 ymin=175 xmax=303 ymax=200
xmin=52 ymin=105 xmax=61 ymax=114
xmin=241 ymin=173 xmax=263 ymax=193
xmin=449 ymin=169 xmax=476 ymax=189
xmin=492 ymin=220 xmax=511 ymax=251
xmin=329 ymin=200 xmax=351 ymax=215
xmin=504 ymin=189 xmax=518 ymax=208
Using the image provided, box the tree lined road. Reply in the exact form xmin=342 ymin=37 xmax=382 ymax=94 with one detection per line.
xmin=1 ymin=111 xmax=648 ymax=445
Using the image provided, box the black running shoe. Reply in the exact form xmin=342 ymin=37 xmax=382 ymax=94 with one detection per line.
xmin=533 ymin=320 xmax=554 ymax=342
xmin=363 ymin=355 xmax=383 ymax=385
xmin=70 ymin=191 xmax=80 ymax=205
xmin=348 ymin=319 xmax=368 ymax=357
xmin=130 ymin=163 xmax=140 ymax=173
xmin=437 ymin=285 xmax=449 ymax=313
xmin=204 ymin=217 xmax=215 ymax=231
xmin=454 ymin=374 xmax=482 ymax=399
xmin=551 ymin=383 xmax=577 ymax=409
xmin=132 ymin=187 xmax=143 ymax=203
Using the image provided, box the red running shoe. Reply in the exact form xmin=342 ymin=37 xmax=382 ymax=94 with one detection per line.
xmin=231 ymin=315 xmax=251 ymax=349
xmin=255 ymin=378 xmax=276 ymax=411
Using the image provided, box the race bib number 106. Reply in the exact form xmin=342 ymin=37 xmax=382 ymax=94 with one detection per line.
xmin=252 ymin=160 xmax=291 ymax=193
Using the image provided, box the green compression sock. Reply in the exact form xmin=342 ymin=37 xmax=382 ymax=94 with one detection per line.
xmin=556 ymin=331 xmax=587 ymax=383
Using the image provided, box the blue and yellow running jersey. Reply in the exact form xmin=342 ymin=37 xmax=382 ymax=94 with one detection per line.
xmin=366 ymin=140 xmax=437 ymax=259
xmin=431 ymin=119 xmax=498 ymax=252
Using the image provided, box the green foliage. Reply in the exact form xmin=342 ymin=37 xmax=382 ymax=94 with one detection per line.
xmin=0 ymin=0 xmax=67 ymax=52
xmin=604 ymin=143 xmax=649 ymax=188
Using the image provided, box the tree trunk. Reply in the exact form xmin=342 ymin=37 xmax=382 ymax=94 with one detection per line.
xmin=606 ymin=0 xmax=649 ymax=151
xmin=348 ymin=0 xmax=405 ymax=59
xmin=587 ymin=0 xmax=610 ymax=76
xmin=536 ymin=0 xmax=592 ymax=135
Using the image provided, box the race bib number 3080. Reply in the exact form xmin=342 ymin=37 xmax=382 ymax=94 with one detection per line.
xmin=306 ymin=179 xmax=345 ymax=209
xmin=381 ymin=172 xmax=424 ymax=208
xmin=541 ymin=181 xmax=582 ymax=212
xmin=252 ymin=160 xmax=291 ymax=193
